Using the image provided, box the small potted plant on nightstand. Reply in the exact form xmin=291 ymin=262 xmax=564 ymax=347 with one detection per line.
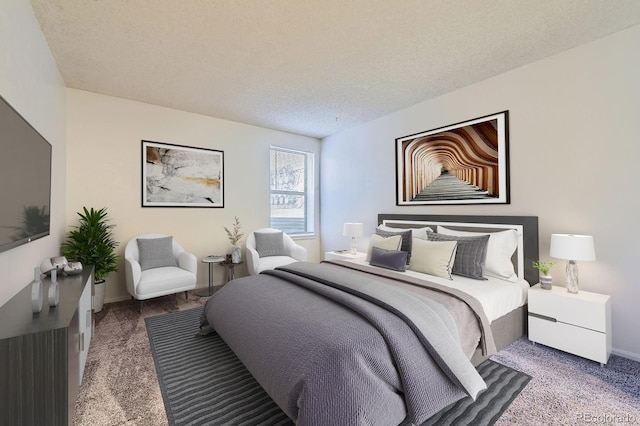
xmin=533 ymin=260 xmax=555 ymax=290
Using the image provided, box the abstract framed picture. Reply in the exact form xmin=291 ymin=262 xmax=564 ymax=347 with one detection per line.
xmin=142 ymin=140 xmax=224 ymax=208
xmin=396 ymin=111 xmax=509 ymax=206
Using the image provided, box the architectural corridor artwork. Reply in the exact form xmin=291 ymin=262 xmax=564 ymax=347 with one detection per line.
xmin=396 ymin=111 xmax=509 ymax=205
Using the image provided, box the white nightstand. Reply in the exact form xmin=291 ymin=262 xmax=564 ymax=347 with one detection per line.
xmin=528 ymin=284 xmax=611 ymax=365
xmin=324 ymin=251 xmax=367 ymax=261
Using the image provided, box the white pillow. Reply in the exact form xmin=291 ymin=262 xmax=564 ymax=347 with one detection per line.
xmin=408 ymin=238 xmax=458 ymax=280
xmin=377 ymin=224 xmax=433 ymax=240
xmin=437 ymin=226 xmax=519 ymax=282
xmin=365 ymin=234 xmax=402 ymax=261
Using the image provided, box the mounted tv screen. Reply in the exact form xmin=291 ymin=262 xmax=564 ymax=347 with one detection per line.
xmin=0 ymin=95 xmax=52 ymax=253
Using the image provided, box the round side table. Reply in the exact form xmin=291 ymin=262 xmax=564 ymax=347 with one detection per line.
xmin=219 ymin=260 xmax=243 ymax=282
xmin=197 ymin=256 xmax=225 ymax=297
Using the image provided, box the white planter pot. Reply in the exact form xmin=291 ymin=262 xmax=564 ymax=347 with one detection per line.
xmin=94 ymin=279 xmax=106 ymax=312
xmin=231 ymin=245 xmax=242 ymax=264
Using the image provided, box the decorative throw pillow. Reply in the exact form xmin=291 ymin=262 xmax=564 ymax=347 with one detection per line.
xmin=137 ymin=236 xmax=177 ymax=271
xmin=437 ymin=226 xmax=519 ymax=282
xmin=427 ymin=231 xmax=489 ymax=280
xmin=254 ymin=232 xmax=288 ymax=258
xmin=375 ymin=227 xmax=412 ymax=263
xmin=369 ymin=247 xmax=408 ymax=272
xmin=365 ymin=234 xmax=402 ymax=261
xmin=408 ymin=238 xmax=458 ymax=280
xmin=378 ymin=224 xmax=433 ymax=240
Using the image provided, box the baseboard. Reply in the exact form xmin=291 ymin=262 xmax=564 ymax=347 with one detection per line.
xmin=104 ymin=295 xmax=132 ymax=304
xmin=612 ymin=347 xmax=640 ymax=362
xmin=103 ymin=285 xmax=211 ymax=305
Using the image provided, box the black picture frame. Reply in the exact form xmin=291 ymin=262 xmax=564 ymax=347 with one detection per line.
xmin=142 ymin=140 xmax=224 ymax=208
xmin=396 ymin=111 xmax=509 ymax=206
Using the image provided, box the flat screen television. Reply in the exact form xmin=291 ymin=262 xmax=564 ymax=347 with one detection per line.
xmin=0 ymin=94 xmax=52 ymax=253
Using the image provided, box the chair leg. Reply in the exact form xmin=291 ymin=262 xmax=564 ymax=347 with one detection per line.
xmin=184 ymin=291 xmax=188 ymax=300
xmin=139 ymin=300 xmax=143 ymax=313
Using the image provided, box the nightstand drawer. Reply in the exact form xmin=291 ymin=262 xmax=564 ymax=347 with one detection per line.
xmin=529 ymin=315 xmax=609 ymax=364
xmin=528 ymin=286 xmax=609 ymax=332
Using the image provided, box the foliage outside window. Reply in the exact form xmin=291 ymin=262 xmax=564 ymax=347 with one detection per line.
xmin=270 ymin=146 xmax=314 ymax=236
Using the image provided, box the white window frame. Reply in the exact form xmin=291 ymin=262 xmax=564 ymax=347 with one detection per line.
xmin=269 ymin=146 xmax=315 ymax=237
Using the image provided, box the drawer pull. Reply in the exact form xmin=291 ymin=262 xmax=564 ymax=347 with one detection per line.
xmin=529 ymin=312 xmax=557 ymax=322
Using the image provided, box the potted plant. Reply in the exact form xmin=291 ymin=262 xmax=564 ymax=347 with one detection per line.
xmin=533 ymin=260 xmax=555 ymax=290
xmin=61 ymin=207 xmax=119 ymax=312
xmin=224 ymin=217 xmax=244 ymax=263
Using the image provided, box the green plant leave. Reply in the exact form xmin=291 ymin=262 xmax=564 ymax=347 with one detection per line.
xmin=61 ymin=207 xmax=119 ymax=281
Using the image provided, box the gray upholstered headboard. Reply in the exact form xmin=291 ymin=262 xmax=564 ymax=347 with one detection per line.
xmin=377 ymin=214 xmax=539 ymax=286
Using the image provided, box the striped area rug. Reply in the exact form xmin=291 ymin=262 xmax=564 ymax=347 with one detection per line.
xmin=146 ymin=308 xmax=530 ymax=426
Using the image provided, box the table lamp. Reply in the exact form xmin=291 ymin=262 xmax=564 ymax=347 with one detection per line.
xmin=550 ymin=234 xmax=596 ymax=294
xmin=343 ymin=223 xmax=364 ymax=255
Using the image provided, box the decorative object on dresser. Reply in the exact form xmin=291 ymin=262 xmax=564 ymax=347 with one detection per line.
xmin=40 ymin=255 xmax=68 ymax=275
xmin=528 ymin=284 xmax=611 ymax=365
xmin=0 ymin=267 xmax=94 ymax=425
xmin=61 ymin=207 xmax=119 ymax=312
xmin=343 ymin=222 xmax=364 ymax=255
xmin=532 ymin=260 xmax=556 ymax=290
xmin=395 ymin=111 xmax=510 ymax=206
xmin=142 ymin=140 xmax=224 ymax=208
xmin=31 ymin=273 xmax=44 ymax=313
xmin=549 ymin=233 xmax=596 ymax=293
xmin=224 ymin=216 xmax=244 ymax=263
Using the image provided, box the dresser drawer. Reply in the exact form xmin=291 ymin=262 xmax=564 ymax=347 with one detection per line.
xmin=528 ymin=315 xmax=609 ymax=364
xmin=528 ymin=286 xmax=609 ymax=332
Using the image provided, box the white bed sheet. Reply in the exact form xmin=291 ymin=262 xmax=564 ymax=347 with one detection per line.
xmin=346 ymin=258 xmax=529 ymax=322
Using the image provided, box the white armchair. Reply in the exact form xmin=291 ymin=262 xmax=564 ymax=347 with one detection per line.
xmin=124 ymin=233 xmax=197 ymax=311
xmin=246 ymin=228 xmax=308 ymax=275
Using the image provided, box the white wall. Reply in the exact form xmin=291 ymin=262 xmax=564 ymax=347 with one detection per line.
xmin=0 ymin=0 xmax=66 ymax=306
xmin=321 ymin=25 xmax=640 ymax=359
xmin=66 ymin=89 xmax=321 ymax=303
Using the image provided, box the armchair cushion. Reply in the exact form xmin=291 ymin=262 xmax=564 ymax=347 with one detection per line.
xmin=137 ymin=236 xmax=177 ymax=271
xmin=254 ymin=231 xmax=288 ymax=257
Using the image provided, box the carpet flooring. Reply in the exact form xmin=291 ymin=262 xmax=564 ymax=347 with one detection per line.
xmin=145 ymin=308 xmax=530 ymax=426
xmin=73 ymin=293 xmax=640 ymax=425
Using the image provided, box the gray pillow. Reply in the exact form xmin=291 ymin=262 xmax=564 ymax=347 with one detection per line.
xmin=137 ymin=236 xmax=177 ymax=271
xmin=427 ymin=231 xmax=489 ymax=280
xmin=254 ymin=232 xmax=288 ymax=257
xmin=375 ymin=228 xmax=412 ymax=263
xmin=369 ymin=247 xmax=407 ymax=272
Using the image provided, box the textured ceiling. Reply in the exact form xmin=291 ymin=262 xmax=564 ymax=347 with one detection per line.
xmin=30 ymin=0 xmax=640 ymax=139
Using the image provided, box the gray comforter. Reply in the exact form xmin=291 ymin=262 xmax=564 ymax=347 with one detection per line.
xmin=202 ymin=261 xmax=493 ymax=425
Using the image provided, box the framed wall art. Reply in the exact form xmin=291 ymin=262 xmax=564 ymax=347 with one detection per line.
xmin=396 ymin=111 xmax=509 ymax=206
xmin=142 ymin=140 xmax=224 ymax=208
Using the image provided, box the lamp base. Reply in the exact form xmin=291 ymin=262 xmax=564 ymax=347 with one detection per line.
xmin=350 ymin=237 xmax=358 ymax=255
xmin=566 ymin=260 xmax=579 ymax=294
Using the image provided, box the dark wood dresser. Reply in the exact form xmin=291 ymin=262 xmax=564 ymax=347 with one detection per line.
xmin=0 ymin=267 xmax=94 ymax=425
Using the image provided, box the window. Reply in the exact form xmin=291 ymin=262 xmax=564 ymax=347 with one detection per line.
xmin=270 ymin=146 xmax=315 ymax=236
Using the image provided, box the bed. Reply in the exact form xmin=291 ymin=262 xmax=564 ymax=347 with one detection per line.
xmin=202 ymin=214 xmax=538 ymax=425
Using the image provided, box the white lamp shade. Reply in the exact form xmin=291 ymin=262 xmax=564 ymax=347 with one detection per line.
xmin=343 ymin=222 xmax=364 ymax=237
xmin=550 ymin=234 xmax=596 ymax=261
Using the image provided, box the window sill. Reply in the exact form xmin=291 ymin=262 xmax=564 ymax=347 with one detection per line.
xmin=290 ymin=233 xmax=316 ymax=240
